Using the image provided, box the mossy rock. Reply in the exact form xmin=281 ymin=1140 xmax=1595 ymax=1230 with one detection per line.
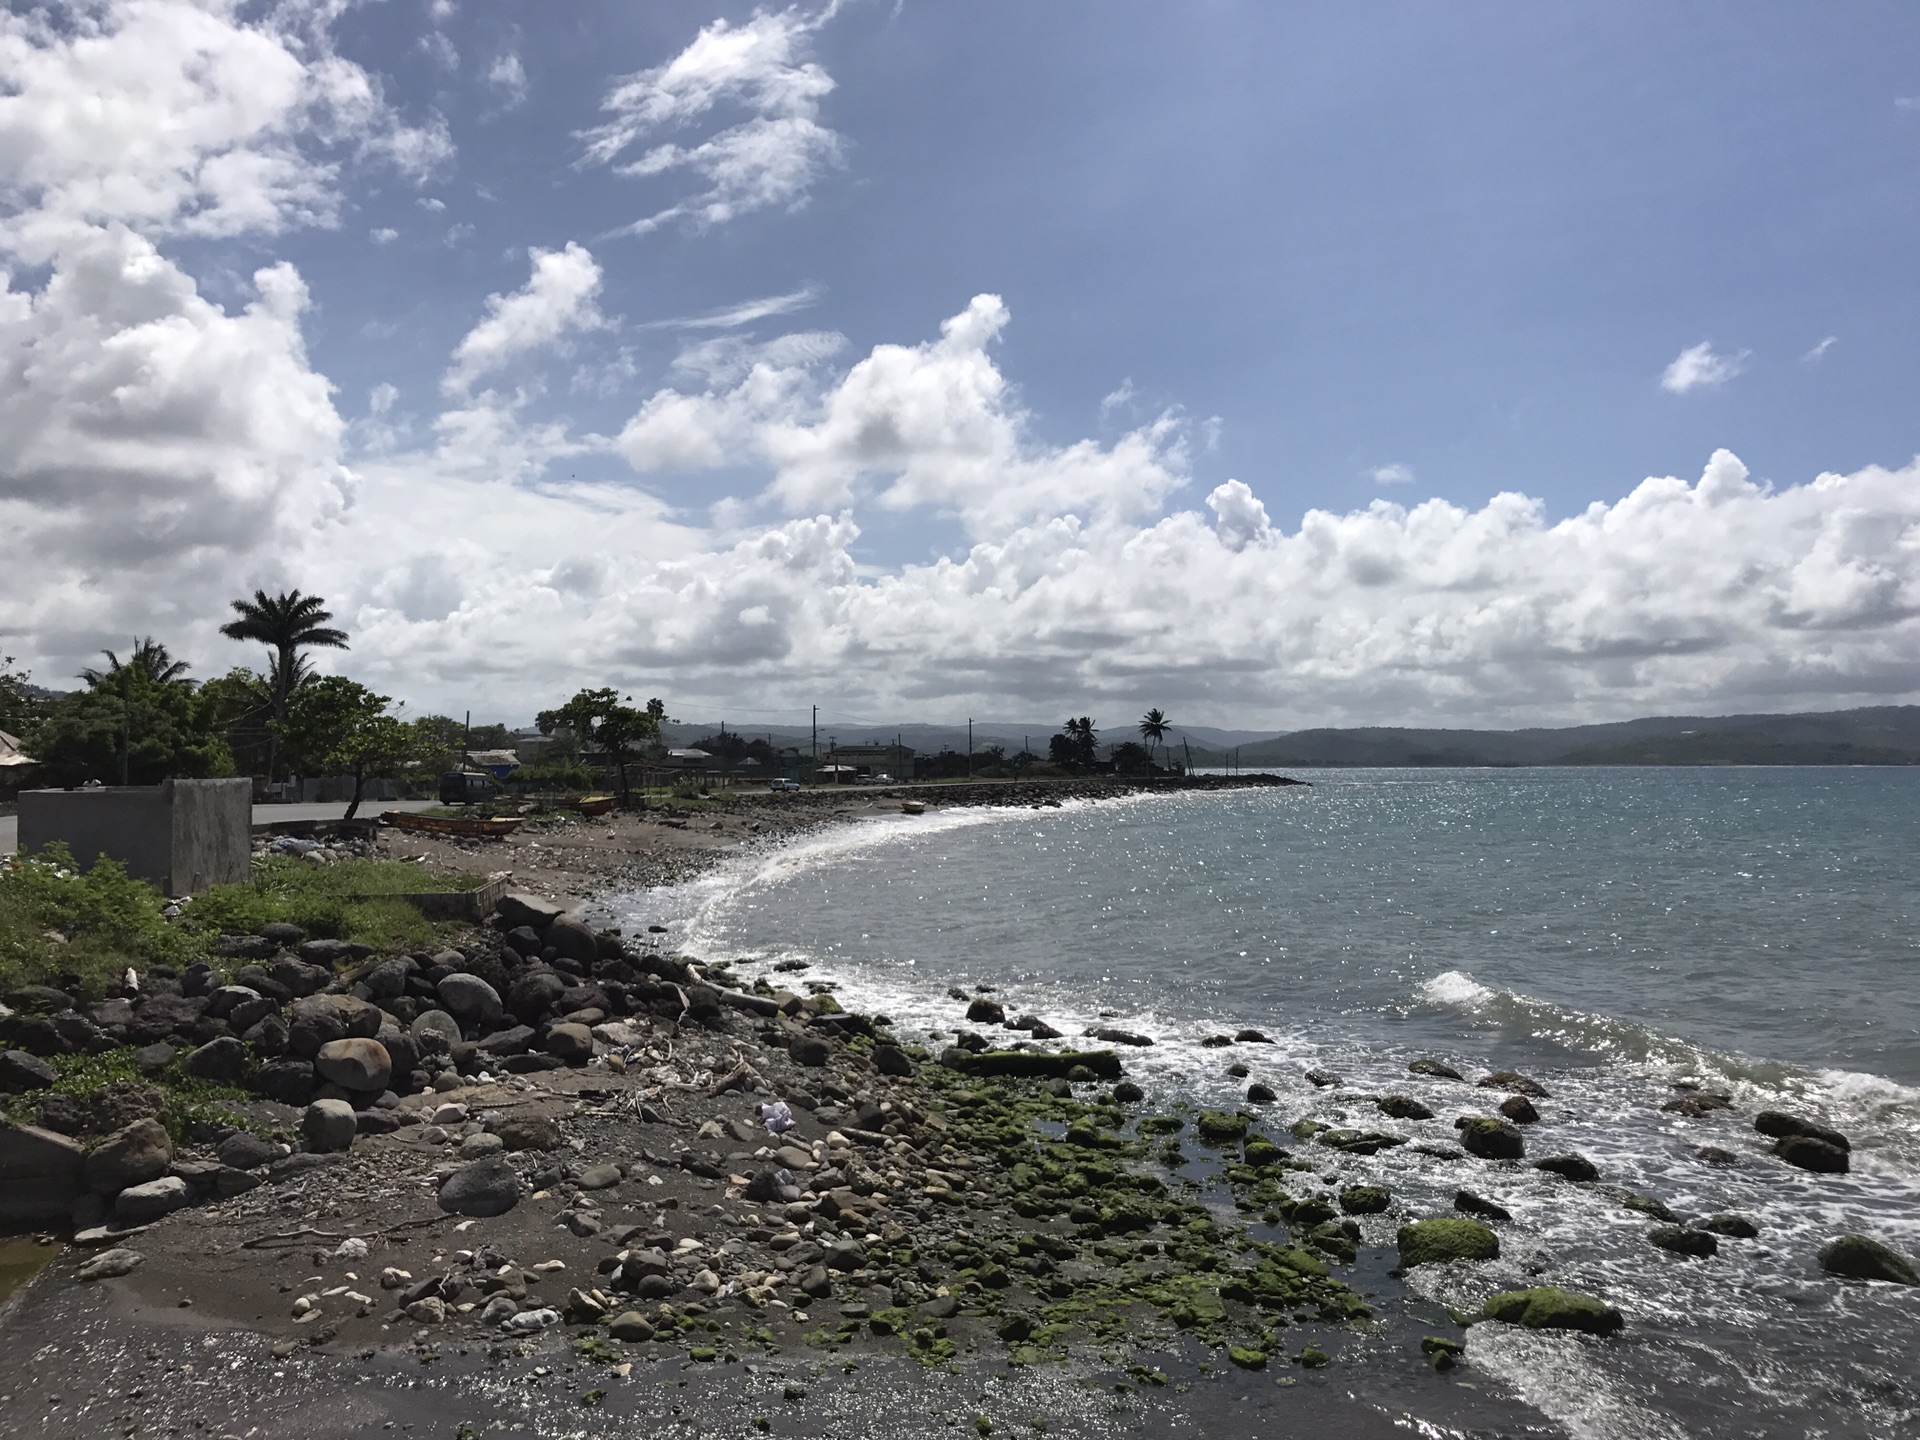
xmin=1243 ymin=1137 xmax=1286 ymax=1167
xmin=1338 ymin=1185 xmax=1390 ymax=1215
xmin=1288 ymin=1196 xmax=1337 ymax=1227
xmin=1227 ymin=1345 xmax=1268 ymax=1369
xmin=1196 ymin=1110 xmax=1250 ymax=1143
xmin=1290 ymin=1118 xmax=1330 ymax=1141
xmin=1482 ymin=1286 xmax=1623 ymax=1336
xmin=1297 ymin=1345 xmax=1330 ymax=1368
xmin=1818 ymin=1234 xmax=1919 ymax=1285
xmin=1316 ymin=1129 xmax=1406 ymax=1156
xmin=1703 ymin=1213 xmax=1758 ymax=1239
xmin=1137 ymin=1116 xmax=1183 ymax=1136
xmin=1648 ymin=1225 xmax=1717 ymax=1260
xmin=1397 ymin=1217 xmax=1500 ymax=1267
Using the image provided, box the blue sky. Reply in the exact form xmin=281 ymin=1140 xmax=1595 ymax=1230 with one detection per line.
xmin=4 ymin=1 xmax=1919 ymax=728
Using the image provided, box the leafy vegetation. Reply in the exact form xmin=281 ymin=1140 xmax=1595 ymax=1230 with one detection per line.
xmin=0 ymin=844 xmax=197 ymax=993
xmin=0 ymin=1047 xmax=259 ymax=1144
xmin=1 ymin=847 xmax=469 ymax=994
xmin=22 ymin=641 xmax=236 ymax=786
xmin=219 ymin=588 xmax=350 ymax=782
xmin=273 ymin=676 xmax=431 ymax=818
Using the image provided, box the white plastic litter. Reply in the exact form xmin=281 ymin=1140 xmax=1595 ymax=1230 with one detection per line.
xmin=760 ymin=1101 xmax=794 ymax=1134
xmin=333 ymin=1237 xmax=369 ymax=1260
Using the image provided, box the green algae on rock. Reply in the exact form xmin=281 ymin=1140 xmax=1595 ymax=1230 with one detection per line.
xmin=1396 ymin=1217 xmax=1500 ymax=1267
xmin=1482 ymin=1286 xmax=1624 ymax=1336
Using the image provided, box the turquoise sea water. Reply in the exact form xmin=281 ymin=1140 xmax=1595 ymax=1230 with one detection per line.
xmin=619 ymin=769 xmax=1920 ymax=1439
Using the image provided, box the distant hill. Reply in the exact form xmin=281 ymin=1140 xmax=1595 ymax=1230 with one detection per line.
xmin=1214 ymin=706 xmax=1920 ymax=768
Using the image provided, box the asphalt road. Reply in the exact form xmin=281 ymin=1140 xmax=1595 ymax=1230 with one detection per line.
xmin=0 ymin=798 xmax=436 ymax=857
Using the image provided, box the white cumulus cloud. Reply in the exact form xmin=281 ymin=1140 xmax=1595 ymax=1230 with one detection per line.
xmin=443 ymin=243 xmax=606 ymax=394
xmin=1370 ymin=462 xmax=1415 ymax=486
xmin=1661 ymin=341 xmax=1749 ymax=394
xmin=581 ymin=7 xmax=845 ymax=235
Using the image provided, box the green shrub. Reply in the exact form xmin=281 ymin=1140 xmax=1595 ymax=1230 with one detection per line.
xmin=0 ymin=844 xmax=193 ymax=995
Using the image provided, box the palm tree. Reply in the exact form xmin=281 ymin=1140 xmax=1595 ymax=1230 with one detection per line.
xmin=1138 ymin=708 xmax=1169 ymax=767
xmin=220 ymin=589 xmax=349 ymax=782
xmin=82 ymin=637 xmax=192 ymax=688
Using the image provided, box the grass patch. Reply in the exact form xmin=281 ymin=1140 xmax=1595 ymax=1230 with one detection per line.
xmin=2 ymin=847 xmax=470 ymax=996
xmin=183 ymin=857 xmax=470 ymax=953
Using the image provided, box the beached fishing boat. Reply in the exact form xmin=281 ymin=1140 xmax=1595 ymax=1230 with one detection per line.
xmin=386 ymin=811 xmax=524 ymax=839
xmin=901 ymin=800 xmax=926 ymax=815
xmin=569 ymin=795 xmax=616 ymax=817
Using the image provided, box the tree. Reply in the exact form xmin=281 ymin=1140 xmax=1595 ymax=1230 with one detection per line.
xmin=1138 ymin=708 xmax=1169 ymax=767
xmin=273 ymin=677 xmax=425 ymax=820
xmin=552 ymin=688 xmax=661 ymax=808
xmin=1110 ymin=740 xmax=1153 ymax=774
xmin=219 ymin=589 xmax=349 ymax=781
xmin=82 ymin=638 xmax=192 ymax=689
xmin=1 ymin=654 xmax=44 ymax=736
xmin=25 ymin=646 xmax=233 ymax=786
xmin=195 ymin=667 xmax=276 ymax=778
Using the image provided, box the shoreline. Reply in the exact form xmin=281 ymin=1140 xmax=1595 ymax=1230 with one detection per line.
xmin=0 ymin=772 xmax=1567 ymax=1438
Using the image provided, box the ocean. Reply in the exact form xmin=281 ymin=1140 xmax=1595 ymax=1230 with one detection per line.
xmin=613 ymin=768 xmax=1920 ymax=1439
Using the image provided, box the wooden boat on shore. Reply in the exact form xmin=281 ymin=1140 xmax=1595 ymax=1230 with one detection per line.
xmin=901 ymin=800 xmax=926 ymax=815
xmin=386 ymin=811 xmax=524 ymax=839
xmin=568 ymin=794 xmax=616 ymax=817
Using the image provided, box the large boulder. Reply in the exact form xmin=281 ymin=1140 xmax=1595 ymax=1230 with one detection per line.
xmin=181 ymin=1036 xmax=249 ymax=1085
xmin=123 ymin=994 xmax=206 ymax=1046
xmin=254 ymin=1057 xmax=317 ymax=1106
xmin=314 ymin=1038 xmax=393 ymax=1093
xmin=494 ymin=1113 xmax=564 ymax=1152
xmin=267 ymin=957 xmax=333 ymax=998
xmin=1457 ymin=1116 xmax=1526 ymax=1160
xmin=1483 ymin=1286 xmax=1624 ymax=1335
xmin=1775 ymin=1135 xmax=1849 ymax=1174
xmin=0 ymin=1050 xmax=58 ymax=1092
xmin=789 ymin=1035 xmax=831 ymax=1068
xmin=544 ymin=1024 xmax=594 ymax=1065
xmin=1818 ymin=1235 xmax=1918 ymax=1285
xmin=114 ymin=1176 xmax=191 ymax=1225
xmin=411 ymin=1009 xmax=462 ymax=1053
xmin=376 ymin=1025 xmax=421 ymax=1081
xmin=1534 ymin=1153 xmax=1598 ymax=1183
xmin=496 ymin=893 xmax=563 ymax=931
xmin=215 ymin=1132 xmax=281 ymax=1171
xmin=1397 ymin=1217 xmax=1500 ymax=1268
xmin=508 ymin=970 xmax=568 ymax=1023
xmin=1755 ymin=1110 xmax=1849 ymax=1152
xmin=544 ymin=914 xmax=600 ymax=967
xmin=438 ymin=1157 xmax=523 ymax=1217
xmin=437 ymin=973 xmax=503 ymax=1030
xmin=204 ymin=985 xmax=263 ymax=1021
xmin=0 ymin=1122 xmax=86 ymax=1225
xmin=84 ymin=1118 xmax=173 ymax=1195
xmin=301 ymin=1099 xmax=358 ymax=1153
xmin=361 ymin=959 xmax=413 ymax=1001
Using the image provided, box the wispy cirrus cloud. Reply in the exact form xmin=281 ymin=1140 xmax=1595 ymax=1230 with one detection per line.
xmin=1802 ymin=335 xmax=1838 ymax=364
xmin=639 ymin=284 xmax=821 ymax=332
xmin=580 ymin=6 xmax=847 ymax=236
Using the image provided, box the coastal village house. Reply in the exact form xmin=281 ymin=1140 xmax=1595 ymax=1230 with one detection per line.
xmin=822 ymin=743 xmax=915 ymax=780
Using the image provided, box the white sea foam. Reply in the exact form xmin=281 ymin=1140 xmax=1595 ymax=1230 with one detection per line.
xmin=1416 ymin=969 xmax=1495 ymax=1008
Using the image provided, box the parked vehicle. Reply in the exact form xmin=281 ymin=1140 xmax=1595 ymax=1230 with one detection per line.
xmin=438 ymin=770 xmax=498 ymax=804
xmin=769 ymin=777 xmax=801 ymax=792
xmin=854 ymin=773 xmax=893 ymax=786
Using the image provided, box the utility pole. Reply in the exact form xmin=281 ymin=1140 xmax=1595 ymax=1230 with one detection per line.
xmin=967 ymin=718 xmax=973 ymax=779
xmin=811 ymin=706 xmax=817 ymax=771
xmin=462 ymin=710 xmax=471 ymax=768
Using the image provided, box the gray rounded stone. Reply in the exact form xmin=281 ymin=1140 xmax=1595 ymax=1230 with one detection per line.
xmin=437 ymin=1157 xmax=523 ymax=1217
xmin=114 ymin=1175 xmax=190 ymax=1225
xmin=301 ymin=1098 xmax=358 ymax=1153
xmin=437 ymin=974 xmax=503 ymax=1029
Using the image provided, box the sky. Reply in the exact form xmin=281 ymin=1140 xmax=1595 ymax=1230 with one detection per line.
xmin=2 ymin=0 xmax=1919 ymax=731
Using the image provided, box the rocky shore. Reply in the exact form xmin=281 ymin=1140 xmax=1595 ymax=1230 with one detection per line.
xmin=2 ymin=773 xmax=1913 ymax=1439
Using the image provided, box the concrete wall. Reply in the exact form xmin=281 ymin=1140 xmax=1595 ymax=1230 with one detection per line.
xmin=18 ymin=778 xmax=250 ymax=894
xmin=165 ymin=779 xmax=251 ymax=894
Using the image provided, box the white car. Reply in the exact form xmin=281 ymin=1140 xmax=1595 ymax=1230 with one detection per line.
xmin=769 ymin=777 xmax=801 ymax=791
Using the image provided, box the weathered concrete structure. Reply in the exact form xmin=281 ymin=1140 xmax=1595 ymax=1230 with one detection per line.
xmin=18 ymin=778 xmax=250 ymax=894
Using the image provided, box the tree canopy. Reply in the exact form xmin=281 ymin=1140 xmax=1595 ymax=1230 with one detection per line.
xmin=220 ymin=588 xmax=350 ymax=781
xmin=273 ymin=676 xmax=425 ymax=819
xmin=549 ymin=687 xmax=661 ymax=807
xmin=24 ymin=646 xmax=233 ymax=786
